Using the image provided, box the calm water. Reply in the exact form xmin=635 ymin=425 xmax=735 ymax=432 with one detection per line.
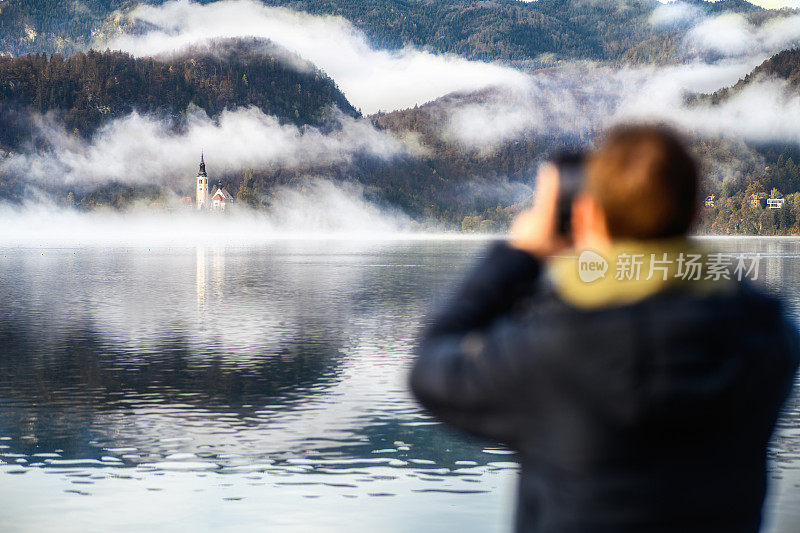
xmin=0 ymin=238 xmax=798 ymax=532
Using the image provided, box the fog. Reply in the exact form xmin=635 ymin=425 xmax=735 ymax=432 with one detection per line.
xmin=439 ymin=56 xmax=796 ymax=150
xmin=0 ymin=179 xmax=425 ymax=246
xmin=650 ymin=1 xmax=703 ymax=28
xmin=99 ymin=0 xmax=529 ymax=114
xmin=618 ymin=78 xmax=800 ymax=143
xmin=3 ymin=0 xmax=800 ymax=238
xmin=0 ymin=107 xmax=414 ymax=187
xmin=39 ymin=0 xmax=800 ymax=167
xmin=439 ymin=2 xmax=800 ymax=150
xmin=686 ymin=12 xmax=800 ymax=58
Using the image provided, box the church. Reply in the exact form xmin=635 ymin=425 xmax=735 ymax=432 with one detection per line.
xmin=195 ymin=154 xmax=235 ymax=211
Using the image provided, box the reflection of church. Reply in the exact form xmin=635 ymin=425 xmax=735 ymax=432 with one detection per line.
xmin=195 ymin=154 xmax=235 ymax=211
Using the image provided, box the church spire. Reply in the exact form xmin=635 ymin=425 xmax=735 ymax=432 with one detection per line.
xmin=199 ymin=152 xmax=207 ymax=176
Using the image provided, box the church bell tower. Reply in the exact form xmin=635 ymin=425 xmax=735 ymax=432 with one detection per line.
xmin=196 ymin=153 xmax=209 ymax=209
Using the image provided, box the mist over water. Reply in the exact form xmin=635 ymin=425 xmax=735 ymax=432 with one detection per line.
xmin=0 ymin=240 xmax=519 ymax=532
xmin=0 ymin=179 xmax=427 ymax=246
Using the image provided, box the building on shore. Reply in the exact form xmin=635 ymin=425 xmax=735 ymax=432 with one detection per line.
xmin=211 ymin=186 xmax=235 ymax=211
xmin=195 ymin=154 xmax=234 ymax=211
xmin=767 ymin=197 xmax=785 ymax=209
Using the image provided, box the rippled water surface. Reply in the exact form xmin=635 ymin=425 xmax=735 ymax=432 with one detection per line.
xmin=0 ymin=238 xmax=799 ymax=532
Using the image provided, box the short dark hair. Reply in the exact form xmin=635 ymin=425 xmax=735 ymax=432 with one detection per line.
xmin=587 ymin=124 xmax=698 ymax=239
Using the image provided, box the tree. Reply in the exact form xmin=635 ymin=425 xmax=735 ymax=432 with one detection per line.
xmin=237 ymin=169 xmax=259 ymax=208
xmin=779 ymin=203 xmax=794 ymax=233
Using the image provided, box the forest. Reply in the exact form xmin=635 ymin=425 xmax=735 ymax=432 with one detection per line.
xmin=699 ymin=48 xmax=800 ymax=105
xmin=683 ymin=49 xmax=800 ymax=235
xmin=0 ymin=38 xmax=356 ymax=147
xmin=0 ymin=0 xmax=777 ymax=64
xmin=1 ymin=1 xmax=800 ymax=234
xmin=4 ymin=43 xmax=800 ymax=234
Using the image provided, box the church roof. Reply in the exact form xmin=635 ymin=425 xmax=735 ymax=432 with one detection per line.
xmin=212 ymin=187 xmax=234 ymax=202
xmin=198 ymin=153 xmax=207 ymax=177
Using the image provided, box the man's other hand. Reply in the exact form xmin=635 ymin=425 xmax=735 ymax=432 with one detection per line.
xmin=510 ymin=163 xmax=568 ymax=258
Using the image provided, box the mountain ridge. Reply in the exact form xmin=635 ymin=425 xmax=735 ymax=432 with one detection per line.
xmin=0 ymin=37 xmax=358 ymax=148
xmin=692 ymin=47 xmax=800 ymax=105
xmin=0 ymin=0 xmax=775 ymax=64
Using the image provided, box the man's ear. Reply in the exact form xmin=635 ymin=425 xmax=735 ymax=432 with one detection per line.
xmin=571 ymin=193 xmax=611 ymax=250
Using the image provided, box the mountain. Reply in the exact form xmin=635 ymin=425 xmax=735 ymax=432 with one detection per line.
xmin=757 ymin=48 xmax=800 ymax=86
xmin=683 ymin=0 xmax=763 ymax=13
xmin=234 ymin=87 xmax=580 ymax=229
xmin=674 ymin=49 xmax=800 ymax=235
xmin=2 ymin=0 xmax=799 ymax=235
xmin=0 ymin=0 xmax=770 ymax=64
xmin=713 ymin=48 xmax=800 ymax=103
xmin=690 ymin=48 xmax=800 ymax=107
xmin=262 ymin=0 xmax=665 ymax=63
xmin=0 ymin=38 xmax=357 ymax=148
xmin=0 ymin=0 xmax=130 ymax=57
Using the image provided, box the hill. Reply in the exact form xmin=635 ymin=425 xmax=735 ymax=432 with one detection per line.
xmin=754 ymin=48 xmax=800 ymax=89
xmin=2 ymin=1 xmax=799 ymax=235
xmin=0 ymin=0 xmax=127 ymax=57
xmin=0 ymin=38 xmax=357 ymax=148
xmin=684 ymin=0 xmax=763 ymax=13
xmin=0 ymin=0 xmax=769 ymax=64
xmin=689 ymin=48 xmax=800 ymax=108
xmin=711 ymin=48 xmax=800 ymax=103
xmin=234 ymin=87 xmax=578 ymax=229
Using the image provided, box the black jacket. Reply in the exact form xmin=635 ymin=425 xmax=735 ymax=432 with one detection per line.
xmin=410 ymin=243 xmax=799 ymax=533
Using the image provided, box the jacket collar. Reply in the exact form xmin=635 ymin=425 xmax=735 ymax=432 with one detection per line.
xmin=546 ymin=238 xmax=735 ymax=309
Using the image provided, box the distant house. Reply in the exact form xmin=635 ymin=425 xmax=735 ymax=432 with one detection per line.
xmin=748 ymin=194 xmax=762 ymax=208
xmin=767 ymin=197 xmax=785 ymax=209
xmin=704 ymin=195 xmax=715 ymax=207
xmin=211 ymin=186 xmax=235 ymax=211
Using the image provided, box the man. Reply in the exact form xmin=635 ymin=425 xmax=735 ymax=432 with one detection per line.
xmin=410 ymin=125 xmax=799 ymax=532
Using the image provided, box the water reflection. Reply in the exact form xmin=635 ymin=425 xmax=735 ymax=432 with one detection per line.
xmin=0 ymin=238 xmax=798 ymax=532
xmin=197 ymin=245 xmax=206 ymax=313
xmin=0 ymin=241 xmax=521 ymax=532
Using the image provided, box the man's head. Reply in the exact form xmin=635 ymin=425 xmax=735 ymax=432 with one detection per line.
xmin=572 ymin=124 xmax=698 ymax=249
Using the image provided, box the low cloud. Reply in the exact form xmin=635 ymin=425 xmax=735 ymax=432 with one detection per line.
xmin=263 ymin=179 xmax=413 ymax=235
xmin=99 ymin=0 xmax=530 ymax=114
xmin=439 ymin=59 xmax=800 ymax=150
xmin=1 ymin=106 xmax=411 ymax=187
xmin=619 ymin=78 xmax=800 ymax=145
xmin=5 ymin=0 xmax=800 ymax=223
xmin=650 ymin=1 xmax=702 ymax=28
xmin=440 ymin=67 xmax=624 ymax=149
xmin=0 ymin=179 xmax=414 ymax=246
xmin=686 ymin=12 xmax=800 ymax=58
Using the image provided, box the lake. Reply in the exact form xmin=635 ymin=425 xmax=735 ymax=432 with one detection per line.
xmin=0 ymin=238 xmax=798 ymax=532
